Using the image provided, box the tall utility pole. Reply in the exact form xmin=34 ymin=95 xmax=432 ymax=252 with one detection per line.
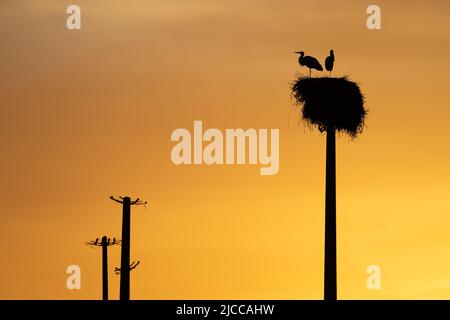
xmin=324 ymin=127 xmax=336 ymax=301
xmin=110 ymin=196 xmax=147 ymax=301
xmin=85 ymin=236 xmax=121 ymax=300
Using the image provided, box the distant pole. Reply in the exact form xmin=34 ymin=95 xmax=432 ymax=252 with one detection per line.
xmin=324 ymin=127 xmax=337 ymax=300
xmin=101 ymin=236 xmax=108 ymax=301
xmin=85 ymin=236 xmax=121 ymax=301
xmin=110 ymin=195 xmax=147 ymax=301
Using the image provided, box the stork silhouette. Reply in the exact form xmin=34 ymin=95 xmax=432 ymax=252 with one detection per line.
xmin=325 ymin=49 xmax=335 ymax=76
xmin=294 ymin=51 xmax=323 ymax=77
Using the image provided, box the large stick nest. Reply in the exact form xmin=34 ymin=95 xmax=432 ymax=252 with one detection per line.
xmin=291 ymin=76 xmax=367 ymax=138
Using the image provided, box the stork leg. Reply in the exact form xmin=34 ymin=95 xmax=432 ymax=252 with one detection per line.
xmin=309 ymin=69 xmax=311 ymax=77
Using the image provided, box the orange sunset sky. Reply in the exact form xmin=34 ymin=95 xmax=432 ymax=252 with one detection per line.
xmin=1 ymin=0 xmax=450 ymax=299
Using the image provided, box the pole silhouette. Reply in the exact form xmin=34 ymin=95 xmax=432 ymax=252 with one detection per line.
xmin=291 ymin=74 xmax=367 ymax=300
xmin=101 ymin=236 xmax=109 ymax=300
xmin=110 ymin=195 xmax=147 ymax=301
xmin=85 ymin=236 xmax=121 ymax=300
xmin=324 ymin=127 xmax=336 ymax=300
xmin=121 ymin=197 xmax=131 ymax=301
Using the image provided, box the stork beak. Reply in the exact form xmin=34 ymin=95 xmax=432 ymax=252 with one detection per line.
xmin=293 ymin=51 xmax=300 ymax=54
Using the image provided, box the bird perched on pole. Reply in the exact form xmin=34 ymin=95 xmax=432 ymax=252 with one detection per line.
xmin=294 ymin=51 xmax=323 ymax=77
xmin=325 ymin=49 xmax=335 ymax=76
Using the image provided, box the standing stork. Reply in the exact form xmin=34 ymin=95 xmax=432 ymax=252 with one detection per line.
xmin=325 ymin=49 xmax=335 ymax=76
xmin=294 ymin=51 xmax=323 ymax=77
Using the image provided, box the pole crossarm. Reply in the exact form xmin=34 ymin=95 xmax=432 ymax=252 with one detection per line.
xmin=85 ymin=237 xmax=122 ymax=247
xmin=114 ymin=260 xmax=140 ymax=275
xmin=110 ymin=196 xmax=148 ymax=206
